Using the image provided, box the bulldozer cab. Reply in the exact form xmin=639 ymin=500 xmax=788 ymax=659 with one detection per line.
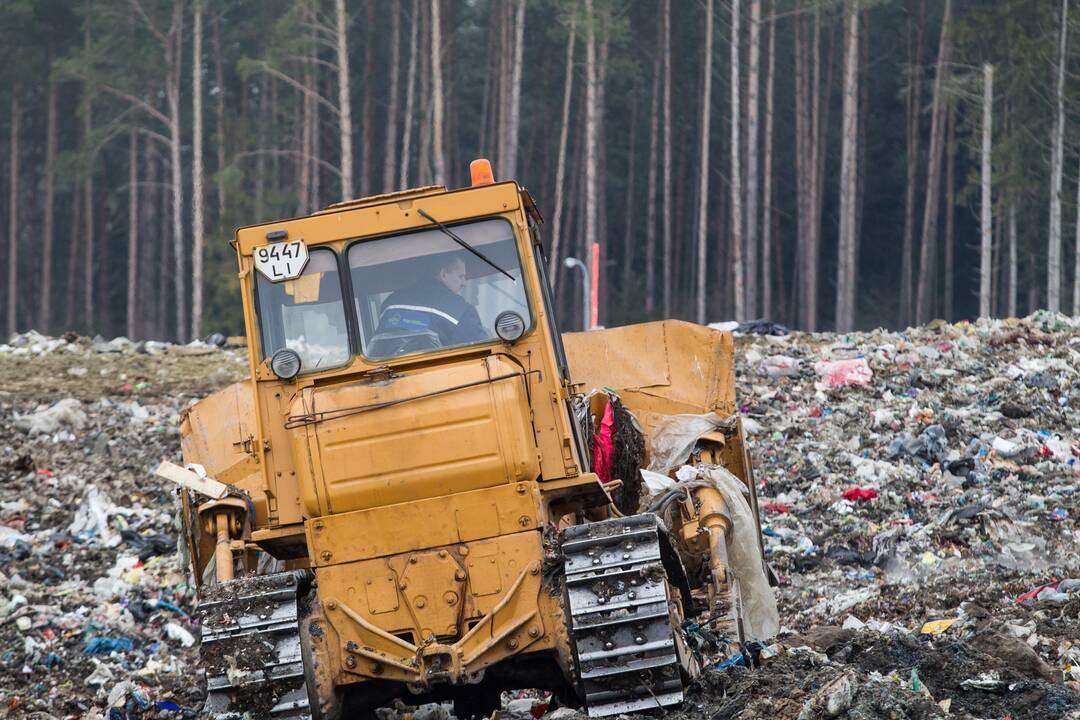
xmin=231 ymin=178 xmax=593 ymax=521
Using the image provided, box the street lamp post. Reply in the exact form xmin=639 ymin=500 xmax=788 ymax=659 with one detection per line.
xmin=563 ymin=256 xmax=591 ymax=331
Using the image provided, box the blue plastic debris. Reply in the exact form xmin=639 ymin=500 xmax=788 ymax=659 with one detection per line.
xmin=147 ymin=598 xmax=189 ymax=619
xmin=84 ymin=636 xmax=134 ymax=654
xmin=716 ymin=654 xmax=747 ymax=670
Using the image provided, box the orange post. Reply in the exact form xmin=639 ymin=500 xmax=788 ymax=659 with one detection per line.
xmin=590 ymin=242 xmax=600 ymax=329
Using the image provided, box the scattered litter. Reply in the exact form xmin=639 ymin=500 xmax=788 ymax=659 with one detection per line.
xmin=13 ymin=397 xmax=87 ymax=437
xmin=813 ymin=357 xmax=872 ymax=386
xmin=920 ymin=618 xmax=958 ymax=636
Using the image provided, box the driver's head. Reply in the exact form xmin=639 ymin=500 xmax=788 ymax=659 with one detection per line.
xmin=436 ymin=255 xmax=467 ymax=294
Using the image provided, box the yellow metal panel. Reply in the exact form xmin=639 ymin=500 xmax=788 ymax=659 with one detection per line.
xmin=179 ymin=382 xmax=258 ymax=488
xmin=563 ymin=319 xmax=736 ymax=417
xmin=296 ymin=356 xmax=540 ymax=514
xmin=316 ymin=530 xmax=551 ymax=684
xmin=306 ymin=482 xmax=540 ymax=567
xmin=364 ymin=575 xmax=400 ymax=614
xmin=235 ymin=182 xmax=522 ymax=255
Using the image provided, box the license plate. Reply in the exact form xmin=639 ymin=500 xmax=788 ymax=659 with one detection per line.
xmin=254 ymin=240 xmax=309 ymax=281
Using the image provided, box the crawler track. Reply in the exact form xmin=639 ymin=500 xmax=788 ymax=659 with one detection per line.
xmin=562 ymin=514 xmax=693 ymax=717
xmin=197 ymin=572 xmax=313 ymax=719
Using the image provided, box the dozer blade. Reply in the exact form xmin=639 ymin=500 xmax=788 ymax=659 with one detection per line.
xmin=198 ymin=572 xmax=314 ymax=719
xmin=562 ymin=515 xmax=695 ymax=717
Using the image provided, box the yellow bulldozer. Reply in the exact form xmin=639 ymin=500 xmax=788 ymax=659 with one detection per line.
xmin=171 ymin=160 xmax=777 ymax=719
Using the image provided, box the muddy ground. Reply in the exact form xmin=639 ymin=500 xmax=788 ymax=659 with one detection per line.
xmin=0 ymin=317 xmax=1078 ymax=719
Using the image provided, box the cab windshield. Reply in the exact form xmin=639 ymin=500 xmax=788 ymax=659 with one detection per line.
xmin=348 ymin=218 xmax=530 ymax=360
xmin=255 ymin=248 xmax=351 ymax=372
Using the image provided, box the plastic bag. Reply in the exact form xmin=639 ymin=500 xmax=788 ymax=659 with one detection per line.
xmin=67 ymin=485 xmax=120 ymax=547
xmin=761 ymin=355 xmax=801 ymax=378
xmin=13 ymin=398 xmax=87 ymax=436
xmin=647 ymin=412 xmax=726 ymax=473
xmin=813 ymin=358 xmax=872 ymax=387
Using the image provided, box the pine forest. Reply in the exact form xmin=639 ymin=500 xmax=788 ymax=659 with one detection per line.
xmin=0 ymin=0 xmax=1076 ymax=340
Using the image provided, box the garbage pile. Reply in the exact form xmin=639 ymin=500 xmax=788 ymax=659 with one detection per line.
xmin=2 ymin=314 xmax=1080 ymax=719
xmin=0 ymin=332 xmax=247 ymax=718
xmin=716 ymin=311 xmax=1080 ymax=719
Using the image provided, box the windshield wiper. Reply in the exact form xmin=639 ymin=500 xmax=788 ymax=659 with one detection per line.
xmin=417 ymin=208 xmax=515 ymax=281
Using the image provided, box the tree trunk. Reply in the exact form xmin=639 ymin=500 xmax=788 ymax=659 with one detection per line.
xmin=84 ymin=95 xmax=96 ymax=330
xmin=255 ymin=75 xmax=268 ymax=218
xmin=761 ymin=0 xmax=776 ymax=320
xmin=418 ymin=1 xmax=432 ymax=185
xmin=854 ymin=8 xmax=869 ymax=301
xmin=192 ymin=0 xmax=205 ymax=340
xmin=6 ymin=92 xmax=19 ymax=336
xmin=901 ymin=0 xmax=926 ymax=327
xmin=621 ymin=95 xmax=638 ymax=293
xmin=695 ymin=0 xmax=714 ymax=324
xmin=835 ymin=2 xmax=859 ymax=332
xmin=596 ymin=15 xmax=609 ymax=325
xmin=583 ymin=0 xmax=598 ymax=326
xmin=431 ymin=0 xmax=446 ymax=185
xmin=549 ymin=14 xmax=577 ymax=279
xmin=1008 ymin=201 xmax=1018 ymax=317
xmin=335 ymin=0 xmax=354 ymax=200
xmin=40 ymin=68 xmax=58 ymax=333
xmin=730 ymin=0 xmax=744 ymax=321
xmin=65 ymin=176 xmax=82 ymax=332
xmin=793 ymin=1 xmax=806 ymax=327
xmin=360 ymin=0 xmax=374 ymax=196
xmin=1048 ymin=0 xmax=1068 ymax=311
xmin=127 ymin=132 xmax=139 ymax=340
xmin=644 ymin=6 xmax=662 ymax=316
xmin=212 ymin=11 xmax=226 ymax=220
xmin=158 ymin=149 xmax=170 ymax=338
xmin=943 ymin=98 xmax=956 ymax=321
xmin=1072 ymin=156 xmax=1080 ymax=314
xmin=504 ymin=0 xmax=526 ymax=178
xmin=976 ymin=64 xmax=992 ymax=319
xmin=806 ymin=11 xmax=831 ymax=331
xmin=914 ymin=0 xmax=951 ymax=325
xmin=312 ymin=67 xmax=321 ymax=208
xmin=164 ymin=2 xmax=186 ymax=341
xmin=794 ymin=1 xmax=818 ymax=330
xmin=383 ymin=0 xmax=401 ymax=192
xmin=400 ymin=0 xmax=419 ymax=187
xmin=141 ymin=139 xmax=158 ymax=338
xmin=745 ymin=0 xmax=761 ymax=319
xmin=662 ymin=0 xmax=673 ymax=317
xmin=497 ymin=2 xmax=510 ymax=173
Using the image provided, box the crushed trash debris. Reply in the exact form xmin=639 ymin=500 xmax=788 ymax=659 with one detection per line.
xmin=3 ymin=317 xmax=1080 ymax=719
xmin=0 ymin=330 xmax=245 ymax=717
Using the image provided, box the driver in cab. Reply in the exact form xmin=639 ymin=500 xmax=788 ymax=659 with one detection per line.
xmin=376 ymin=254 xmax=487 ymax=347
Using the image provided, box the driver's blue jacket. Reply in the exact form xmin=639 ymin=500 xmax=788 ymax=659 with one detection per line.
xmin=376 ymin=282 xmax=486 ymax=347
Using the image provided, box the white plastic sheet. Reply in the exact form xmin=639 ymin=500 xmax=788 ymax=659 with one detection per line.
xmin=689 ymin=464 xmax=781 ymax=641
xmin=641 ymin=463 xmax=780 ymax=641
xmin=13 ymin=398 xmax=87 ymax=437
xmin=647 ymin=412 xmax=726 ymax=473
xmin=67 ymin=485 xmax=120 ymax=547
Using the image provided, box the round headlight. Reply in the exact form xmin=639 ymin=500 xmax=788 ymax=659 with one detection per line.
xmin=270 ymin=348 xmax=302 ymax=379
xmin=494 ymin=311 xmax=526 ymax=343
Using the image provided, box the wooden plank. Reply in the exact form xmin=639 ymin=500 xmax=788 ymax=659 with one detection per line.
xmin=154 ymin=460 xmax=229 ymax=500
